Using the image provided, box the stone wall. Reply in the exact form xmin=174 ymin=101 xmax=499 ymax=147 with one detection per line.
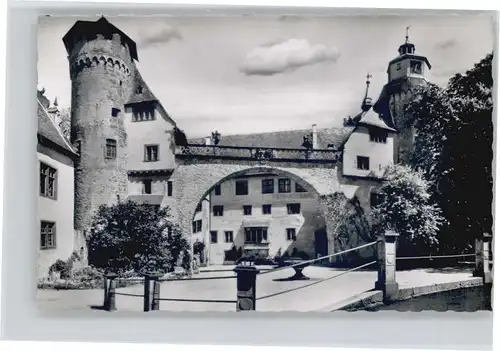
xmin=69 ymin=34 xmax=133 ymax=230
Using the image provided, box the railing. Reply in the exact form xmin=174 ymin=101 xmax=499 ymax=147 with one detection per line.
xmin=175 ymin=144 xmax=342 ymax=163
xmin=101 ymin=232 xmax=493 ymax=312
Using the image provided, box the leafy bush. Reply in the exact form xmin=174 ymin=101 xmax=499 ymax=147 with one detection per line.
xmin=87 ymin=200 xmax=189 ymax=275
xmin=48 ymin=259 xmax=72 ymax=279
xmin=224 ymin=246 xmax=242 ymax=262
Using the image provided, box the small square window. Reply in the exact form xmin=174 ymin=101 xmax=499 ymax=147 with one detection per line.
xmin=210 ymin=231 xmax=218 ymax=243
xmin=369 ymin=128 xmax=388 ymax=143
xmin=145 ymin=145 xmax=159 ymax=162
xmin=287 ymin=203 xmax=301 ymax=215
xmin=286 ymin=228 xmax=296 ymax=241
xmin=192 ymin=220 xmax=202 ymax=233
xmin=357 ymin=156 xmax=370 ymax=170
xmin=214 ymin=184 xmax=221 ymax=196
xmin=262 ymin=204 xmax=272 ymax=215
xmin=243 ymin=205 xmax=252 ymax=216
xmin=261 ymin=179 xmax=274 ymax=194
xmin=235 ymin=180 xmax=248 ymax=196
xmin=278 ymin=178 xmax=291 ymax=193
xmin=40 ymin=162 xmax=57 ymax=199
xmin=111 ymin=107 xmax=120 ymax=117
xmin=213 ymin=205 xmax=224 ymax=217
xmin=224 ymin=231 xmax=233 ymax=243
xmin=370 ymin=192 xmax=383 ymax=207
xmin=410 ymin=61 xmax=423 ymax=74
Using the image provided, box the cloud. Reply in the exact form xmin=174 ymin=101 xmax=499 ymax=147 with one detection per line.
xmin=435 ymin=38 xmax=457 ymax=50
xmin=240 ymin=38 xmax=341 ymax=76
xmin=138 ymin=23 xmax=182 ymax=47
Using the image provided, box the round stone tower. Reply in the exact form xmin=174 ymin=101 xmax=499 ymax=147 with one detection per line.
xmin=63 ymin=17 xmax=138 ymax=231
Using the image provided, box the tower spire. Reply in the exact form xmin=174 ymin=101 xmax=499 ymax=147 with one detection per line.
xmin=405 ymin=25 xmax=410 ymax=44
xmin=361 ymin=73 xmax=373 ymax=112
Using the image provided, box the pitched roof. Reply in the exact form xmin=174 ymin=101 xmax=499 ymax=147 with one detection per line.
xmin=358 ymin=108 xmax=397 ymax=132
xmin=126 ymin=68 xmax=158 ymax=104
xmin=37 ymin=99 xmax=78 ymax=156
xmin=188 ymin=126 xmax=354 ymax=150
xmin=63 ymin=17 xmax=138 ymax=61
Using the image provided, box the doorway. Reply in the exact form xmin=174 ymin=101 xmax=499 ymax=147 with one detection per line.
xmin=314 ymin=228 xmax=328 ymax=259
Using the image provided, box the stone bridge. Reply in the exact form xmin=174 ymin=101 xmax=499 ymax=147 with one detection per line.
xmin=163 ymin=144 xmax=380 ymax=259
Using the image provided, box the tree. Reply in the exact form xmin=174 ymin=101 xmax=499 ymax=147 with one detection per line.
xmin=371 ymin=165 xmax=444 ymax=256
xmin=405 ymin=53 xmax=493 ymax=253
xmin=58 ymin=107 xmax=71 ymax=140
xmin=87 ymin=200 xmax=190 ymax=274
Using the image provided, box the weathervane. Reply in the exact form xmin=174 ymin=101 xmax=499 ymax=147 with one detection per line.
xmin=364 ymin=73 xmax=372 ymax=99
xmin=405 ymin=25 xmax=411 ymax=43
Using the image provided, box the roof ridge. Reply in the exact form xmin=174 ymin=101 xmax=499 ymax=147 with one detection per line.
xmin=37 ymin=99 xmax=78 ymax=155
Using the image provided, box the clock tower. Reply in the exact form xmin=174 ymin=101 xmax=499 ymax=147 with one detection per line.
xmin=373 ymin=27 xmax=431 ymax=164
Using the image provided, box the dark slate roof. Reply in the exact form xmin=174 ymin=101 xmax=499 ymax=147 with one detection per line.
xmin=188 ymin=126 xmax=354 ymax=150
xmin=63 ymin=17 xmax=138 ymax=61
xmin=126 ymin=67 xmax=158 ymax=105
xmin=37 ymin=100 xmax=78 ymax=156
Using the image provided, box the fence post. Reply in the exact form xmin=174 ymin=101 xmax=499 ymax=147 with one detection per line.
xmin=143 ymin=272 xmax=162 ymax=312
xmin=234 ymin=262 xmax=260 ymax=311
xmin=374 ymin=230 xmax=399 ymax=303
xmin=103 ymin=272 xmax=117 ymax=311
xmin=473 ymin=235 xmax=484 ymax=278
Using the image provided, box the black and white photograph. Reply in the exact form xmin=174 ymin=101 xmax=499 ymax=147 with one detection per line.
xmin=35 ymin=11 xmax=495 ymax=313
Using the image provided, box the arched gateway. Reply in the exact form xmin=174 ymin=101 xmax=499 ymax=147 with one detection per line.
xmin=161 ymin=144 xmax=381 ymax=264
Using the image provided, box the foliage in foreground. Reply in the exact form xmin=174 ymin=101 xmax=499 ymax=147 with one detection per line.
xmin=372 ymin=165 xmax=444 ymax=256
xmin=405 ymin=53 xmax=493 ymax=253
xmin=87 ymin=200 xmax=190 ymax=274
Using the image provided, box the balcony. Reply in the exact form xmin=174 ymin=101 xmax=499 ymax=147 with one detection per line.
xmin=175 ymin=144 xmax=342 ymax=163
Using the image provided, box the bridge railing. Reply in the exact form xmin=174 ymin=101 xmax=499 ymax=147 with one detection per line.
xmin=175 ymin=144 xmax=342 ymax=163
xmin=101 ymin=232 xmax=493 ymax=312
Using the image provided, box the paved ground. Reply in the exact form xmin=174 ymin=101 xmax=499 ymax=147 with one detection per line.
xmin=36 ymin=265 xmax=480 ymax=313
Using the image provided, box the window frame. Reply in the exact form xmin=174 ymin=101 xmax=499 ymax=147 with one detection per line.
xmin=144 ymin=144 xmax=159 ymax=162
xmin=40 ymin=221 xmax=56 ymax=249
xmin=286 ymin=228 xmax=296 ymax=241
xmin=369 ymin=128 xmax=388 ymax=144
xmin=235 ymin=180 xmax=249 ymax=196
xmin=295 ymin=182 xmax=307 ymax=193
xmin=410 ymin=60 xmax=423 ymax=74
xmin=287 ymin=203 xmax=301 ymax=215
xmin=356 ymin=156 xmax=370 ymax=170
xmin=243 ymin=205 xmax=252 ymax=216
xmin=210 ymin=231 xmax=218 ymax=244
xmin=39 ymin=162 xmax=57 ymax=200
xmin=261 ymin=179 xmax=274 ymax=194
xmin=142 ymin=179 xmax=152 ymax=194
xmin=111 ymin=107 xmax=121 ymax=117
xmin=262 ymin=204 xmax=272 ymax=215
xmin=105 ymin=139 xmax=117 ymax=159
xmin=224 ymin=231 xmax=234 ymax=243
xmin=278 ymin=178 xmax=291 ymax=193
xmin=214 ymin=184 xmax=221 ymax=196
xmin=244 ymin=227 xmax=268 ymax=244
xmin=213 ymin=205 xmax=224 ymax=217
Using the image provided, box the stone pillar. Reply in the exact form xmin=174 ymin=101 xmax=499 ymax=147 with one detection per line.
xmin=374 ymin=230 xmax=399 ymax=303
xmin=143 ymin=273 xmax=162 ymax=312
xmin=234 ymin=263 xmax=260 ymax=311
xmin=103 ymin=273 xmax=117 ymax=311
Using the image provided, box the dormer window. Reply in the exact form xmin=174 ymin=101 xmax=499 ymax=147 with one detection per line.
xmin=136 ymin=85 xmax=143 ymax=94
xmin=111 ymin=107 xmax=120 ymax=117
xmin=410 ymin=61 xmax=423 ymax=74
xmin=132 ymin=105 xmax=155 ymax=122
xmin=369 ymin=129 xmax=388 ymax=143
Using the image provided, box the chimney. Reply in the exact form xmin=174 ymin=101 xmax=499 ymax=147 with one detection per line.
xmin=312 ymin=124 xmax=318 ymax=149
xmin=205 ymin=137 xmax=211 ymax=146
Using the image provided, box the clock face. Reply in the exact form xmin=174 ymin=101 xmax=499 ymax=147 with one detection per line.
xmin=238 ymin=298 xmax=253 ymax=311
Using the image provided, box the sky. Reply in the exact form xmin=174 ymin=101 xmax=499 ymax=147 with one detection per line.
xmin=37 ymin=13 xmax=495 ymax=138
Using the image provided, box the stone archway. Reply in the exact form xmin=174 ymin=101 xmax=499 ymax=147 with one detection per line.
xmin=165 ymin=163 xmax=348 ymax=262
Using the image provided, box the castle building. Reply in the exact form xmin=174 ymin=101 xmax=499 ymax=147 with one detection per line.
xmin=36 ymin=17 xmax=429 ymax=276
xmin=373 ymin=26 xmax=431 ymax=164
xmin=37 ymin=89 xmax=80 ymax=278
